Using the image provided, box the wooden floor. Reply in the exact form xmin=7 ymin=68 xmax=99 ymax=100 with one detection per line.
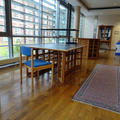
xmin=0 ymin=50 xmax=120 ymax=120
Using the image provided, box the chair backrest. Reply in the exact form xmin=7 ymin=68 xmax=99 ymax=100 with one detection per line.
xmin=20 ymin=46 xmax=31 ymax=56
xmin=66 ymin=42 xmax=77 ymax=44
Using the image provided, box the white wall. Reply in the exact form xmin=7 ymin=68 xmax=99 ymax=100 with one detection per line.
xmin=84 ymin=16 xmax=94 ymax=38
xmin=84 ymin=15 xmax=120 ymax=49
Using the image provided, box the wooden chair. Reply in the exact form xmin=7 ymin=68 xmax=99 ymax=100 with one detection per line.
xmin=20 ymin=46 xmax=54 ymax=90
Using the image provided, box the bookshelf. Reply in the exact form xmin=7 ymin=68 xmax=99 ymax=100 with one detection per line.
xmin=75 ymin=38 xmax=100 ymax=58
xmin=98 ymin=25 xmax=113 ymax=49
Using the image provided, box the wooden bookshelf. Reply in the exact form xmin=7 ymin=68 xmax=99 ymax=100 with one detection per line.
xmin=98 ymin=25 xmax=113 ymax=50
xmin=73 ymin=38 xmax=100 ymax=58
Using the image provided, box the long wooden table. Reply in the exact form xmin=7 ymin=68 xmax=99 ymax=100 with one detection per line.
xmin=22 ymin=44 xmax=83 ymax=83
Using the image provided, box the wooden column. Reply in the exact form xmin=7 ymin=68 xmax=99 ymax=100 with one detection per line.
xmin=73 ymin=6 xmax=80 ymax=38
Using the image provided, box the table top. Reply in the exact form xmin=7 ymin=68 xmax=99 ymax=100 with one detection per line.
xmin=23 ymin=43 xmax=83 ymax=52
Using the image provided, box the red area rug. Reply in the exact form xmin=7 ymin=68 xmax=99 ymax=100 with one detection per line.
xmin=73 ymin=64 xmax=120 ymax=114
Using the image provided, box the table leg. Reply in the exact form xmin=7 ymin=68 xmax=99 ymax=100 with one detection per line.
xmin=35 ymin=49 xmax=39 ymax=79
xmin=57 ymin=52 xmax=61 ymax=79
xmin=42 ymin=50 xmax=45 ymax=60
xmin=74 ymin=50 xmax=77 ymax=67
xmin=61 ymin=52 xmax=66 ymax=83
xmin=71 ymin=50 xmax=73 ymax=68
xmin=80 ymin=48 xmax=83 ymax=66
xmin=48 ymin=50 xmax=50 ymax=62
xmin=67 ymin=53 xmax=70 ymax=71
xmin=36 ymin=49 xmax=38 ymax=59
xmin=26 ymin=56 xmax=29 ymax=77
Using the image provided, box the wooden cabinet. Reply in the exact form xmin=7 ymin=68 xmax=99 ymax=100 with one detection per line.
xmin=98 ymin=25 xmax=113 ymax=49
xmin=77 ymin=39 xmax=89 ymax=59
xmin=74 ymin=38 xmax=100 ymax=58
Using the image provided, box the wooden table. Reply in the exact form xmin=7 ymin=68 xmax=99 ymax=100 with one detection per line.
xmin=23 ymin=44 xmax=83 ymax=83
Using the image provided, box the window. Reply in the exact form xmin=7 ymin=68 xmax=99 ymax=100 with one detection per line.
xmin=79 ymin=14 xmax=85 ymax=38
xmin=59 ymin=5 xmax=67 ymax=43
xmin=0 ymin=0 xmax=75 ymax=60
xmin=0 ymin=1 xmax=9 ymax=59
xmin=11 ymin=0 xmax=40 ymax=57
xmin=0 ymin=0 xmax=6 ymax=32
xmin=11 ymin=0 xmax=40 ymax=36
xmin=0 ymin=37 xmax=9 ymax=59
xmin=70 ymin=11 xmax=74 ymax=38
xmin=42 ymin=0 xmax=56 ymax=43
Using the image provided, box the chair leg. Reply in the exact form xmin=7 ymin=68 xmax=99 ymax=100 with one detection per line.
xmin=26 ymin=68 xmax=29 ymax=77
xmin=31 ymin=70 xmax=34 ymax=90
xmin=20 ymin=65 xmax=22 ymax=84
xmin=20 ymin=49 xmax=22 ymax=84
xmin=51 ymin=64 xmax=54 ymax=86
xmin=31 ymin=48 xmax=34 ymax=90
xmin=26 ymin=56 xmax=29 ymax=77
xmin=37 ymin=71 xmax=39 ymax=80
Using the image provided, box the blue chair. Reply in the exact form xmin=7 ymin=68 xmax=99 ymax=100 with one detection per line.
xmin=20 ymin=46 xmax=54 ymax=90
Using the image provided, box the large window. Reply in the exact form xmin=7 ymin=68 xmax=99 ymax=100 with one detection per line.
xmin=0 ymin=0 xmax=75 ymax=60
xmin=0 ymin=0 xmax=9 ymax=59
xmin=42 ymin=0 xmax=56 ymax=43
xmin=12 ymin=0 xmax=40 ymax=36
xmin=11 ymin=0 xmax=40 ymax=57
xmin=0 ymin=0 xmax=6 ymax=32
xmin=59 ymin=5 xmax=67 ymax=43
xmin=70 ymin=11 xmax=74 ymax=38
xmin=79 ymin=13 xmax=85 ymax=38
xmin=0 ymin=37 xmax=9 ymax=59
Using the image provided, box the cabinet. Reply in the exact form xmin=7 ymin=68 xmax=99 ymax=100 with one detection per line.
xmin=74 ymin=38 xmax=100 ymax=58
xmin=98 ymin=25 xmax=113 ymax=49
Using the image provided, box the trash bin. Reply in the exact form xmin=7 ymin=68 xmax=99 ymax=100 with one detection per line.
xmin=115 ymin=41 xmax=120 ymax=56
xmin=114 ymin=41 xmax=120 ymax=65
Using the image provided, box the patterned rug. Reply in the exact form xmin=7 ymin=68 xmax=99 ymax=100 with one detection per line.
xmin=72 ymin=64 xmax=120 ymax=114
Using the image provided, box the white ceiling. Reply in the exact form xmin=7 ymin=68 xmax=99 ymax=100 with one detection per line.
xmin=81 ymin=0 xmax=120 ymax=8
xmin=68 ymin=0 xmax=120 ymax=16
xmin=68 ymin=0 xmax=81 ymax=6
xmin=87 ymin=9 xmax=120 ymax=16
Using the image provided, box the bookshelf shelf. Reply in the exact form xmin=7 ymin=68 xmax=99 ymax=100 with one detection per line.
xmin=98 ymin=25 xmax=113 ymax=50
xmin=77 ymin=38 xmax=100 ymax=58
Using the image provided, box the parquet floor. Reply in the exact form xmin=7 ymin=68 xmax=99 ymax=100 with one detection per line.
xmin=0 ymin=51 xmax=120 ymax=120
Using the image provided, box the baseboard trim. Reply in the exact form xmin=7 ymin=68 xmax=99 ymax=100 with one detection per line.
xmin=0 ymin=57 xmax=19 ymax=65
xmin=0 ymin=62 xmax=19 ymax=69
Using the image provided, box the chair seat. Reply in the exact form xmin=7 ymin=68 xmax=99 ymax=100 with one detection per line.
xmin=24 ymin=59 xmax=51 ymax=68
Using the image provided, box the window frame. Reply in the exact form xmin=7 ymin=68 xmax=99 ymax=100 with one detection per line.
xmin=0 ymin=0 xmax=75 ymax=60
xmin=0 ymin=0 xmax=12 ymax=36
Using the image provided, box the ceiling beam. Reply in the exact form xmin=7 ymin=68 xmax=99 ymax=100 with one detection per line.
xmin=89 ymin=6 xmax=120 ymax=10
xmin=77 ymin=0 xmax=120 ymax=11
